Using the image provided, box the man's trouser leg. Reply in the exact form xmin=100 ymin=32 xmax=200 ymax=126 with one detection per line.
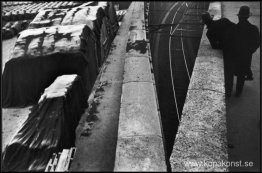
xmin=224 ymin=64 xmax=234 ymax=96
xmin=236 ymin=74 xmax=245 ymax=95
xmin=246 ymin=56 xmax=253 ymax=80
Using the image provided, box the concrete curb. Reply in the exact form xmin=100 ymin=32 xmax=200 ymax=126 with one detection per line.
xmin=114 ymin=2 xmax=167 ymax=171
xmin=170 ymin=2 xmax=228 ymax=172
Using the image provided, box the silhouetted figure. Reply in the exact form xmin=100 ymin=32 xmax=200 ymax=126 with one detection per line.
xmin=224 ymin=6 xmax=260 ymax=97
xmin=201 ymin=12 xmax=236 ymax=98
xmin=201 ymin=12 xmax=235 ymax=49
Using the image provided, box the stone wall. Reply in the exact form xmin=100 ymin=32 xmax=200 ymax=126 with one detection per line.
xmin=169 ymin=2 xmax=228 ymax=172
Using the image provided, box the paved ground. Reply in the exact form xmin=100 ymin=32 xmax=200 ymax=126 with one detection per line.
xmin=222 ymin=2 xmax=260 ymax=172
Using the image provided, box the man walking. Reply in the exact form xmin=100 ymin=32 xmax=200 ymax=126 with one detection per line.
xmin=224 ymin=6 xmax=260 ymax=97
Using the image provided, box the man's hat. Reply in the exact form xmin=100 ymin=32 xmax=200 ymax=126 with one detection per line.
xmin=201 ymin=12 xmax=212 ymax=23
xmin=237 ymin=6 xmax=251 ymax=18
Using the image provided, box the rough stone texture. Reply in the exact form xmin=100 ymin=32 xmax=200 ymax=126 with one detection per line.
xmin=114 ymin=136 xmax=166 ymax=172
xmin=118 ymin=82 xmax=161 ymax=137
xmin=114 ymin=2 xmax=166 ymax=172
xmin=123 ymin=57 xmax=153 ymax=83
xmin=170 ymin=2 xmax=228 ymax=172
xmin=170 ymin=90 xmax=227 ymax=172
xmin=189 ymin=56 xmax=225 ymax=93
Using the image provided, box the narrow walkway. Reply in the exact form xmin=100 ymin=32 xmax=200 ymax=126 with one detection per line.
xmin=222 ymin=2 xmax=260 ymax=172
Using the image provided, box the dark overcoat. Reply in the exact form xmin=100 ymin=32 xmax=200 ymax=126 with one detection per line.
xmin=206 ymin=18 xmax=235 ymax=49
xmin=226 ymin=20 xmax=260 ymax=75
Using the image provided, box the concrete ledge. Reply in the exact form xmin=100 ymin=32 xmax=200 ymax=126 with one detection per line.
xmin=123 ymin=57 xmax=153 ymax=83
xmin=189 ymin=56 xmax=224 ymax=93
xmin=118 ymin=82 xmax=161 ymax=137
xmin=115 ymin=136 xmax=166 ymax=171
xmin=170 ymin=2 xmax=228 ymax=172
xmin=126 ymin=29 xmax=149 ymax=57
xmin=114 ymin=2 xmax=166 ymax=171
xmin=170 ymin=90 xmax=227 ymax=172
xmin=69 ymin=2 xmax=135 ymax=171
xmin=130 ymin=19 xmax=146 ymax=30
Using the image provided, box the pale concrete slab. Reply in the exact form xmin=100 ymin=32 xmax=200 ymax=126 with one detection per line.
xmin=114 ymin=136 xmax=166 ymax=171
xmin=130 ymin=19 xmax=145 ymax=30
xmin=123 ymin=57 xmax=153 ymax=83
xmin=118 ymin=82 xmax=162 ymax=137
xmin=114 ymin=2 xmax=166 ymax=171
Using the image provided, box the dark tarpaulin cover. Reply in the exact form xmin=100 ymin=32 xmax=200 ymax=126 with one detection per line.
xmin=27 ymin=2 xmax=118 ymax=66
xmin=2 ymin=24 xmax=98 ymax=107
xmin=2 ymin=75 xmax=88 ymax=172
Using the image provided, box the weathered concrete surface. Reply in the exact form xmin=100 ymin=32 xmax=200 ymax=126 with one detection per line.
xmin=118 ymin=82 xmax=161 ymax=137
xmin=69 ymin=2 xmax=135 ymax=171
xmin=222 ymin=2 xmax=260 ymax=172
xmin=189 ymin=56 xmax=224 ymax=94
xmin=170 ymin=2 xmax=228 ymax=171
xmin=123 ymin=57 xmax=153 ymax=83
xmin=114 ymin=2 xmax=166 ymax=171
xmin=2 ymin=107 xmax=32 ymax=152
xmin=115 ymin=136 xmax=166 ymax=171
xmin=170 ymin=90 xmax=226 ymax=172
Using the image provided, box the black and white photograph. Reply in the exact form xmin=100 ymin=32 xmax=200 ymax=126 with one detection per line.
xmin=1 ymin=1 xmax=261 ymax=172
